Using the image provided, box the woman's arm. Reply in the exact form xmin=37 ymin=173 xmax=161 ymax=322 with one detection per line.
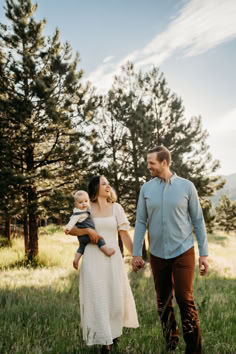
xmin=119 ymin=230 xmax=133 ymax=255
xmin=67 ymin=227 xmax=103 ymax=244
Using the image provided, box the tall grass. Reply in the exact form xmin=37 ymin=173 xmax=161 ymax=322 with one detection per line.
xmin=0 ymin=227 xmax=236 ymax=353
xmin=0 ymin=225 xmax=78 ymax=270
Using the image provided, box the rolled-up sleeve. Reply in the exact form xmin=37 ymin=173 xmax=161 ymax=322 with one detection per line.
xmin=133 ymin=187 xmax=148 ymax=257
xmin=188 ymin=182 xmax=208 ymax=256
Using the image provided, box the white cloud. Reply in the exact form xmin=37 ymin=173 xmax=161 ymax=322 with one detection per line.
xmin=87 ymin=0 xmax=236 ymax=93
xmin=133 ymin=0 xmax=236 ymax=68
xmin=87 ymin=61 xmax=121 ymax=93
xmin=103 ymin=56 xmax=114 ymax=64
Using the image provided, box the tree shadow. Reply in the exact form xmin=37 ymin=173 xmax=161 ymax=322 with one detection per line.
xmin=1 ymin=263 xmax=236 ymax=353
xmin=0 ymin=271 xmax=100 ymax=354
xmin=128 ymin=262 xmax=236 ymax=353
xmin=0 ymin=266 xmax=174 ymax=353
xmin=0 ymin=237 xmax=12 ymax=248
xmin=0 ymin=257 xmax=61 ymax=271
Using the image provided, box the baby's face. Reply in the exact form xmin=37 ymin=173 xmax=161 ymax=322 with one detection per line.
xmin=75 ymin=194 xmax=90 ymax=210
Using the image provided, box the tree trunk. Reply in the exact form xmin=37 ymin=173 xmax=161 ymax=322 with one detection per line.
xmin=23 ymin=212 xmax=29 ymax=256
xmin=5 ymin=215 xmax=11 ymax=241
xmin=28 ymin=186 xmax=38 ymax=261
xmin=111 ymin=132 xmax=124 ymax=256
xmin=131 ymin=130 xmax=147 ymax=260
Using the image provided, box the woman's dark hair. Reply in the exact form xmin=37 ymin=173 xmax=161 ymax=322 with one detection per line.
xmin=88 ymin=175 xmax=101 ymax=201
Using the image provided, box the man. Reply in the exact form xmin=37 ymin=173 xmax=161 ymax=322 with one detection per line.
xmin=132 ymin=146 xmax=208 ymax=354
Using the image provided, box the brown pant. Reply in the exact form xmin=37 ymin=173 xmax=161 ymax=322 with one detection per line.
xmin=150 ymin=247 xmax=202 ymax=354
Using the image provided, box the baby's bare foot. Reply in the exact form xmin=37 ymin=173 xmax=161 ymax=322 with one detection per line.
xmin=107 ymin=248 xmax=115 ymax=257
xmin=73 ymin=260 xmax=78 ymax=270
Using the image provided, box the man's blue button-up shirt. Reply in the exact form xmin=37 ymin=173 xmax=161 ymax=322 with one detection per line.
xmin=133 ymin=173 xmax=208 ymax=259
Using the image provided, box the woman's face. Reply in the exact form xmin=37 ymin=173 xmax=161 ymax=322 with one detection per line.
xmin=98 ymin=176 xmax=111 ymax=198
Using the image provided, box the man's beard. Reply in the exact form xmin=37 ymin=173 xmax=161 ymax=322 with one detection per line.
xmin=151 ymin=169 xmax=161 ymax=177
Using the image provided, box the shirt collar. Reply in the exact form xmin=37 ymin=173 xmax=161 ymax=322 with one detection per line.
xmin=155 ymin=172 xmax=177 ymax=184
xmin=73 ymin=207 xmax=90 ymax=214
xmin=169 ymin=172 xmax=177 ymax=184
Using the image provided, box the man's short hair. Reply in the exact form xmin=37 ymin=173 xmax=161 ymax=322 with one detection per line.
xmin=148 ymin=146 xmax=171 ymax=166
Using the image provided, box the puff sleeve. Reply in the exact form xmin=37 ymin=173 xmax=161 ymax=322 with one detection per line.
xmin=114 ymin=203 xmax=130 ymax=231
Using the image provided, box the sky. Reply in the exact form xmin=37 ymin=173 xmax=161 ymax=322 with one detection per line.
xmin=0 ymin=0 xmax=236 ymax=176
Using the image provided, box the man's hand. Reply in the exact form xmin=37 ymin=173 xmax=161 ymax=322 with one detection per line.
xmin=87 ymin=229 xmax=104 ymax=244
xmin=64 ymin=229 xmax=70 ymax=235
xmin=132 ymin=256 xmax=145 ymax=272
xmin=199 ymin=256 xmax=208 ymax=276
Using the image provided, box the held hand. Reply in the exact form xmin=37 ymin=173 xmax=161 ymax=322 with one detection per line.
xmin=87 ymin=229 xmax=104 ymax=244
xmin=64 ymin=229 xmax=70 ymax=235
xmin=199 ymin=256 xmax=208 ymax=276
xmin=97 ymin=235 xmax=105 ymax=240
xmin=132 ymin=256 xmax=145 ymax=272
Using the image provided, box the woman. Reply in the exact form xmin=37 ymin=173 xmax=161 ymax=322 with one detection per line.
xmin=69 ymin=175 xmax=139 ymax=352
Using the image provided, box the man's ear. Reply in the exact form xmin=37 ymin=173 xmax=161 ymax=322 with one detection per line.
xmin=162 ymin=159 xmax=168 ymax=167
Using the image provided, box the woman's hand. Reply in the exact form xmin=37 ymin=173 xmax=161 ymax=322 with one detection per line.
xmin=67 ymin=227 xmax=104 ymax=244
xmin=132 ymin=256 xmax=145 ymax=272
xmin=87 ymin=229 xmax=104 ymax=244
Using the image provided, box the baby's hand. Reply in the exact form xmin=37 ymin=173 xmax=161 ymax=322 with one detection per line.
xmin=98 ymin=235 xmax=104 ymax=240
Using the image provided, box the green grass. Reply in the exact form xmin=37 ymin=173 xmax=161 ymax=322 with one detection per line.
xmin=0 ymin=228 xmax=236 ymax=353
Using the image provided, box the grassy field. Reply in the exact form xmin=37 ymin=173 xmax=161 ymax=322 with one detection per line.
xmin=0 ymin=227 xmax=236 ymax=353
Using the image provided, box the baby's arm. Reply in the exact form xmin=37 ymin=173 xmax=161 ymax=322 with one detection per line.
xmin=65 ymin=213 xmax=88 ymax=234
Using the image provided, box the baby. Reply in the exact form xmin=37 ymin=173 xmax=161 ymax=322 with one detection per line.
xmin=65 ymin=190 xmax=115 ymax=270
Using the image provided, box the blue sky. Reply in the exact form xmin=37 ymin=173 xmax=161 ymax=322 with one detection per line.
xmin=1 ymin=0 xmax=235 ymax=176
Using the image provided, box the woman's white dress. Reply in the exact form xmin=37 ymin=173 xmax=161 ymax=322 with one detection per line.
xmin=79 ymin=203 xmax=139 ymax=345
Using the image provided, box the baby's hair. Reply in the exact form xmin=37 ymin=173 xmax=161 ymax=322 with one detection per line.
xmin=74 ymin=190 xmax=89 ymax=202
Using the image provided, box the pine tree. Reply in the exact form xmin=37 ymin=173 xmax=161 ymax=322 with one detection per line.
xmin=0 ymin=43 xmax=24 ymax=240
xmin=0 ymin=0 xmax=98 ymax=260
xmin=216 ymin=195 xmax=236 ymax=233
xmin=99 ymin=62 xmax=224 ymax=235
xmin=99 ymin=63 xmax=153 ymax=219
xmin=200 ymin=199 xmax=216 ymax=234
xmin=97 ymin=63 xmax=156 ymax=258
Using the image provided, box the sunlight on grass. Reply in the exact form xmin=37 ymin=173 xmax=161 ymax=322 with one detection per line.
xmin=207 ymin=232 xmax=236 ymax=278
xmin=0 ymin=227 xmax=236 ymax=353
xmin=0 ymin=225 xmax=79 ymax=270
xmin=1 ymin=267 xmax=73 ymax=290
xmin=0 ymin=239 xmax=25 ymax=268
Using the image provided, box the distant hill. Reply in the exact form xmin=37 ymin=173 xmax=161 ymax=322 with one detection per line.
xmin=211 ymin=173 xmax=236 ymax=205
